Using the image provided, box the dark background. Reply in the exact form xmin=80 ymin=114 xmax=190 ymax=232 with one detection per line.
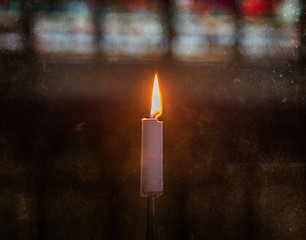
xmin=1 ymin=58 xmax=305 ymax=240
xmin=1 ymin=0 xmax=306 ymax=239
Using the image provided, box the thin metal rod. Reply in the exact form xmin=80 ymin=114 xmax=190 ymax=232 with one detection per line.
xmin=146 ymin=196 xmax=158 ymax=240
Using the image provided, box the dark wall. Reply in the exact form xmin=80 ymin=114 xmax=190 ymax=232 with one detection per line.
xmin=0 ymin=56 xmax=305 ymax=239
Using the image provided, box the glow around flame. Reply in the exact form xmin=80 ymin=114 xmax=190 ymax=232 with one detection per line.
xmin=150 ymin=74 xmax=162 ymax=119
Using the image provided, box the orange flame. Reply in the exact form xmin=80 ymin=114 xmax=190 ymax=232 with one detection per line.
xmin=150 ymin=74 xmax=162 ymax=119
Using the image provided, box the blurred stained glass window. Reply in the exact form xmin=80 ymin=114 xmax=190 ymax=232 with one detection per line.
xmin=238 ymin=0 xmax=303 ymax=61
xmin=0 ymin=0 xmax=305 ymax=61
xmin=99 ymin=0 xmax=168 ymax=60
xmin=171 ymin=0 xmax=237 ymax=62
xmin=33 ymin=0 xmax=96 ymax=57
xmin=0 ymin=0 xmax=24 ymax=53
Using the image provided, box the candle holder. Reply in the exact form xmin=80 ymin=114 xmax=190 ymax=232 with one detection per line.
xmin=146 ymin=196 xmax=158 ymax=240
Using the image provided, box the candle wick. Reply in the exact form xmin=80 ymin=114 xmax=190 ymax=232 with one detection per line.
xmin=151 ymin=111 xmax=161 ymax=119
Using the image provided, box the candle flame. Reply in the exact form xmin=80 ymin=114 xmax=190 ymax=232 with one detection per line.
xmin=150 ymin=74 xmax=162 ymax=119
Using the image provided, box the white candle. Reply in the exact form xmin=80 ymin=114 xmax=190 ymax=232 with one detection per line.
xmin=140 ymin=74 xmax=163 ymax=197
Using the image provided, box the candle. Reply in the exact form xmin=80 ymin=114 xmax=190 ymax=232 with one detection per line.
xmin=141 ymin=74 xmax=163 ymax=197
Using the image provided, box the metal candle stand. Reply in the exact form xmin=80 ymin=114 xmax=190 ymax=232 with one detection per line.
xmin=146 ymin=196 xmax=158 ymax=240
